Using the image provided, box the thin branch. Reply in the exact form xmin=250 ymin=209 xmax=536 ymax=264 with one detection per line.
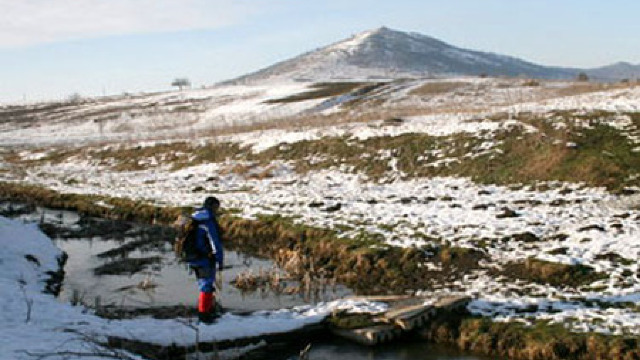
xmin=20 ymin=349 xmax=134 ymax=360
xmin=18 ymin=277 xmax=34 ymax=323
xmin=20 ymin=329 xmax=138 ymax=360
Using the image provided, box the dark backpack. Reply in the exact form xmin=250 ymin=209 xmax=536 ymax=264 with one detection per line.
xmin=174 ymin=216 xmax=201 ymax=261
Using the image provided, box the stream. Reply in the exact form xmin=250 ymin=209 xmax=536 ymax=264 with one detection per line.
xmin=1 ymin=202 xmax=489 ymax=360
xmin=294 ymin=341 xmax=492 ymax=360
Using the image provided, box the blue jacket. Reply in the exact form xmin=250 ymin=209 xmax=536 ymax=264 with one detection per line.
xmin=189 ymin=208 xmax=224 ymax=269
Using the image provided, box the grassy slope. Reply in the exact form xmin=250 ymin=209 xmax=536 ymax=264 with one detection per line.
xmin=10 ymin=110 xmax=639 ymax=191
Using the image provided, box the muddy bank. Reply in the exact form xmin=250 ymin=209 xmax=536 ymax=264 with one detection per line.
xmin=221 ymin=215 xmax=485 ymax=295
xmin=0 ymin=182 xmax=186 ymax=223
xmin=0 ymin=202 xmax=36 ymax=217
xmin=96 ymin=305 xmax=198 ymax=320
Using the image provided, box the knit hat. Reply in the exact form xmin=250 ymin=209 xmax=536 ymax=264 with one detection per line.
xmin=203 ymin=196 xmax=220 ymax=210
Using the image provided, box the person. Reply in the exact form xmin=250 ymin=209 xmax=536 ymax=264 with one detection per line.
xmin=189 ymin=196 xmax=224 ymax=324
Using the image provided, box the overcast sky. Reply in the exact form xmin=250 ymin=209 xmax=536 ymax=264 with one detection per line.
xmin=1 ymin=0 xmax=638 ymax=103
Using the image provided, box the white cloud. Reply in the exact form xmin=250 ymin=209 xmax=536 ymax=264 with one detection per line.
xmin=0 ymin=0 xmax=256 ymax=47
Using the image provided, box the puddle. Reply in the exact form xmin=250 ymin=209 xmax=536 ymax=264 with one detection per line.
xmin=2 ymin=203 xmax=351 ymax=313
xmin=55 ymin=238 xmax=350 ymax=312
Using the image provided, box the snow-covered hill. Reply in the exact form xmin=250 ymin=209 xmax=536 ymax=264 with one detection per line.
xmin=229 ymin=27 xmax=640 ymax=84
xmin=229 ymin=27 xmax=578 ymax=84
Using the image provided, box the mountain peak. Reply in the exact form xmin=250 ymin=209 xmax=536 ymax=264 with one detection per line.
xmin=327 ymin=26 xmax=396 ymax=52
xmin=227 ymin=28 xmax=633 ymax=84
xmin=326 ymin=26 xmax=440 ymax=56
xmin=351 ymin=26 xmax=420 ymax=39
xmin=368 ymin=26 xmax=394 ymax=34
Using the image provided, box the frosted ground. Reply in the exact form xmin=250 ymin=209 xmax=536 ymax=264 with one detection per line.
xmin=1 ymin=78 xmax=640 ymax=348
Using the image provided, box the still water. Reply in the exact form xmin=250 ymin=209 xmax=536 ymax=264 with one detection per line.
xmin=54 ymin=238 xmax=350 ymax=311
xmin=298 ymin=341 xmax=492 ymax=360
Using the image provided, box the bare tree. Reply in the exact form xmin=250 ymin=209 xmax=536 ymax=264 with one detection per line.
xmin=171 ymin=78 xmax=191 ymax=91
xmin=67 ymin=93 xmax=83 ymax=103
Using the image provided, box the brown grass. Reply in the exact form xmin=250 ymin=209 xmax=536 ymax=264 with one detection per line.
xmin=513 ymin=136 xmax=571 ymax=179
xmin=409 ymin=81 xmax=467 ymax=96
xmin=498 ymin=258 xmax=606 ymax=287
xmin=552 ymin=81 xmax=638 ymax=97
xmin=521 ymin=79 xmax=541 ymax=87
xmin=422 ymin=312 xmax=640 ymax=360
xmin=219 ymin=163 xmax=253 ymax=176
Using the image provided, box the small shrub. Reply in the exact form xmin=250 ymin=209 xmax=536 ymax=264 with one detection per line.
xmin=577 ymin=72 xmax=590 ymax=82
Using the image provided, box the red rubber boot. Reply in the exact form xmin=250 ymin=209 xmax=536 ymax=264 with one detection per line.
xmin=198 ymin=292 xmax=214 ymax=324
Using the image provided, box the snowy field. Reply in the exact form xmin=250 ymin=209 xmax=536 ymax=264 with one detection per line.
xmin=1 ymin=77 xmax=634 ymax=147
xmin=1 ymin=79 xmax=640 ymax=342
xmin=0 ymin=82 xmax=326 ymax=146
